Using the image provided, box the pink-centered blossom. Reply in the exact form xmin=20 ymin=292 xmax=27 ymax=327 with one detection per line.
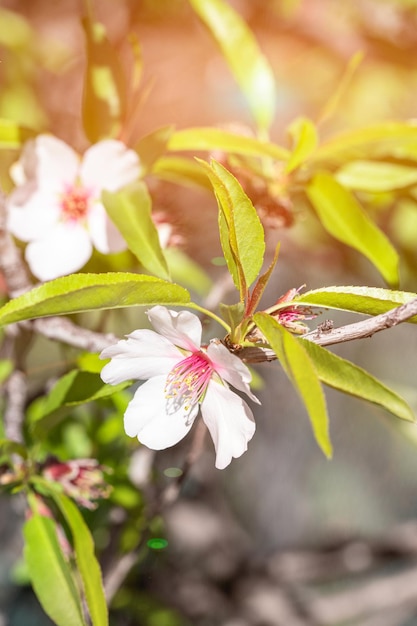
xmin=7 ymin=134 xmax=141 ymax=281
xmin=100 ymin=306 xmax=259 ymax=469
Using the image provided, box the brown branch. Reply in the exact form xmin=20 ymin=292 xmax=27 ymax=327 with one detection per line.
xmin=4 ymin=370 xmax=27 ymax=444
xmin=239 ymin=297 xmax=417 ymax=363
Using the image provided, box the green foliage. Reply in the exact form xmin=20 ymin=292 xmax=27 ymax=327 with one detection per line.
xmin=24 ymin=500 xmax=87 ymax=626
xmin=295 ymin=285 xmax=417 ymax=320
xmin=168 ymin=127 xmax=289 ymax=159
xmin=188 ymin=0 xmax=276 ymax=132
xmin=335 ymin=160 xmax=417 ymax=192
xmin=102 ymin=182 xmax=170 ymax=280
xmin=285 ymin=117 xmax=318 ymax=173
xmin=302 ymin=341 xmax=415 ymax=422
xmin=0 ymin=273 xmax=191 ymax=325
xmin=0 ymin=118 xmax=35 ymax=148
xmin=253 ymin=313 xmax=332 ymax=458
xmin=199 ymin=159 xmax=265 ymax=299
xmin=306 ymin=172 xmax=399 ymax=286
xmin=82 ymin=14 xmax=126 ymax=142
xmin=51 ymin=493 xmax=108 ymax=626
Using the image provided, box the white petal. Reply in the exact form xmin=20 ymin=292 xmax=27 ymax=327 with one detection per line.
xmin=147 ymin=306 xmax=202 ymax=351
xmin=87 ymin=202 xmax=126 ymax=254
xmin=80 ymin=140 xmax=140 ymax=193
xmin=100 ymin=329 xmax=182 ymax=383
xmin=25 ymin=223 xmax=92 ymax=280
xmin=29 ymin=135 xmax=79 ymax=193
xmin=201 ymin=381 xmax=256 ymax=470
xmin=206 ymin=342 xmax=260 ymax=404
xmin=7 ymin=189 xmax=61 ymax=242
xmin=124 ymin=375 xmax=197 ymax=448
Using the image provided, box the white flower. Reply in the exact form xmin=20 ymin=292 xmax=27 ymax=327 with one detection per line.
xmin=100 ymin=306 xmax=259 ymax=469
xmin=7 ymin=135 xmax=141 ymax=281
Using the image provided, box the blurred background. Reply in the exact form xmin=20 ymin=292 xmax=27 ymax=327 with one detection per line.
xmin=2 ymin=0 xmax=417 ymax=624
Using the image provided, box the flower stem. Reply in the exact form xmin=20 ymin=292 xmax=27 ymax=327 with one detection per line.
xmin=187 ymin=303 xmax=231 ymax=333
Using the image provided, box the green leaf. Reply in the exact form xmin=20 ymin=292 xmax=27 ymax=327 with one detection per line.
xmin=0 ymin=438 xmax=27 ymax=460
xmin=24 ymin=511 xmax=86 ymax=626
xmin=82 ymin=16 xmax=126 ymax=142
xmin=335 ymin=160 xmax=417 ymax=192
xmin=219 ymin=302 xmax=245 ymax=335
xmin=29 ymin=370 xmax=130 ymax=426
xmin=134 ymin=125 xmax=174 ymax=174
xmin=285 ymin=117 xmax=318 ymax=173
xmin=312 ymin=121 xmax=417 ymax=166
xmin=0 ymin=273 xmax=191 ymax=326
xmin=253 ymin=312 xmax=332 ymax=457
xmin=188 ymin=0 xmax=276 ymax=131
xmin=52 ymin=493 xmax=108 ymax=626
xmin=302 ymin=340 xmax=415 ymax=422
xmin=199 ymin=159 xmax=265 ymax=298
xmin=0 ymin=118 xmax=35 ymax=149
xmin=153 ymin=156 xmax=212 ymax=189
xmin=306 ymin=172 xmax=399 ymax=286
xmin=168 ymin=127 xmax=289 ymax=160
xmin=295 ymin=285 xmax=417 ymax=322
xmin=102 ymin=182 xmax=170 ymax=280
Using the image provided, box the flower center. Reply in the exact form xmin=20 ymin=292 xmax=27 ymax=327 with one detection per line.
xmin=165 ymin=351 xmax=214 ymax=415
xmin=60 ymin=185 xmax=91 ymax=223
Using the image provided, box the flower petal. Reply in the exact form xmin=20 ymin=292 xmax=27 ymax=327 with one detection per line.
xmin=25 ymin=223 xmax=92 ymax=280
xmin=201 ymin=381 xmax=256 ymax=469
xmin=27 ymin=135 xmax=79 ymax=193
xmin=147 ymin=306 xmax=202 ymax=351
xmin=80 ymin=140 xmax=140 ymax=193
xmin=87 ymin=201 xmax=126 ymax=254
xmin=100 ymin=329 xmax=182 ymax=383
xmin=206 ymin=342 xmax=260 ymax=404
xmin=124 ymin=375 xmax=198 ymax=448
xmin=7 ymin=189 xmax=61 ymax=242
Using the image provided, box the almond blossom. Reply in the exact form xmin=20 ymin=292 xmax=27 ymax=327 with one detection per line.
xmin=7 ymin=134 xmax=141 ymax=281
xmin=100 ymin=306 xmax=259 ymax=469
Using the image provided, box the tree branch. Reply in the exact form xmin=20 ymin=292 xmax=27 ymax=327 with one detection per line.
xmin=239 ymin=297 xmax=417 ymax=363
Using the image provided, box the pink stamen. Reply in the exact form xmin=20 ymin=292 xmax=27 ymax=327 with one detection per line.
xmin=60 ymin=185 xmax=91 ymax=222
xmin=165 ymin=351 xmax=214 ymax=414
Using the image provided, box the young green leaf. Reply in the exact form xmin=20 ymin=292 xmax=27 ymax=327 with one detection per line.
xmin=311 ymin=121 xmax=417 ymax=166
xmin=102 ymin=182 xmax=170 ymax=280
xmin=168 ymin=127 xmax=289 ymax=160
xmin=306 ymin=172 xmax=399 ymax=286
xmin=253 ymin=312 xmax=332 ymax=458
xmin=24 ymin=512 xmax=86 ymax=626
xmin=302 ymin=340 xmax=415 ymax=422
xmin=52 ymin=493 xmax=108 ymax=626
xmin=246 ymin=243 xmax=280 ymax=316
xmin=153 ymin=156 xmax=213 ymax=189
xmin=81 ymin=16 xmax=126 ymax=142
xmin=285 ymin=117 xmax=318 ymax=174
xmin=134 ymin=125 xmax=174 ymax=174
xmin=0 ymin=273 xmax=190 ymax=326
xmin=295 ymin=285 xmax=417 ymax=322
xmin=335 ymin=160 xmax=417 ymax=192
xmin=0 ymin=438 xmax=28 ymax=460
xmin=28 ymin=370 xmax=130 ymax=428
xmin=188 ymin=0 xmax=276 ymax=132
xmin=199 ymin=159 xmax=265 ymax=299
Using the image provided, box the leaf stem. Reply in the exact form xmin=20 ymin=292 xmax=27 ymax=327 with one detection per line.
xmin=187 ymin=302 xmax=231 ymax=333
